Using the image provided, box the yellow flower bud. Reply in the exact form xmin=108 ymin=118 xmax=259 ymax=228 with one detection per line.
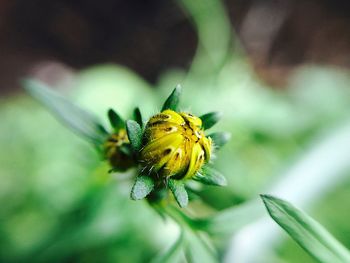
xmin=104 ymin=129 xmax=134 ymax=171
xmin=140 ymin=110 xmax=212 ymax=179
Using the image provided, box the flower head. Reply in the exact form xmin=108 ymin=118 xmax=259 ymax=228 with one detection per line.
xmin=140 ymin=110 xmax=212 ymax=179
xmin=125 ymin=85 xmax=230 ymax=207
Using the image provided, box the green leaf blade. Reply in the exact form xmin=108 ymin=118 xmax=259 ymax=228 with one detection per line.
xmin=209 ymin=132 xmax=231 ymax=149
xmin=194 ymin=166 xmax=227 ymax=186
xmin=168 ymin=179 xmax=188 ymax=208
xmin=108 ymin=109 xmax=124 ymax=130
xmin=23 ymin=79 xmax=107 ymax=145
xmin=200 ymin=112 xmax=222 ymax=130
xmin=131 ymin=176 xmax=155 ymax=200
xmin=126 ymin=120 xmax=142 ymax=151
xmin=161 ymin=84 xmax=182 ymax=111
xmin=261 ymin=194 xmax=350 ymax=263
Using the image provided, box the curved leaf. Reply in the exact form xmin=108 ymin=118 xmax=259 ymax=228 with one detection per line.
xmin=23 ymin=79 xmax=107 ymax=145
xmin=261 ymin=195 xmax=350 ymax=263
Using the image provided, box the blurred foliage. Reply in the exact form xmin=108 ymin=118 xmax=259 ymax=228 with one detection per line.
xmin=1 ymin=0 xmax=350 ymax=262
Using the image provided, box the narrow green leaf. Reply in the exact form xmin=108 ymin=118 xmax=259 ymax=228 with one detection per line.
xmin=194 ymin=166 xmax=227 ymax=186
xmin=133 ymin=107 xmax=143 ymax=128
xmin=126 ymin=120 xmax=142 ymax=151
xmin=161 ymin=84 xmax=182 ymax=111
xmin=261 ymin=195 xmax=350 ymax=263
xmin=209 ymin=132 xmax=231 ymax=148
xmin=22 ymin=79 xmax=107 ymax=145
xmin=168 ymin=179 xmax=188 ymax=208
xmin=200 ymin=112 xmax=222 ymax=130
xmin=108 ymin=109 xmax=124 ymax=130
xmin=151 ymin=231 xmax=184 ymax=263
xmin=130 ymin=176 xmax=155 ymax=200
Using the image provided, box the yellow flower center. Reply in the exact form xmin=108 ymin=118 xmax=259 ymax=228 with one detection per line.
xmin=140 ymin=110 xmax=212 ymax=179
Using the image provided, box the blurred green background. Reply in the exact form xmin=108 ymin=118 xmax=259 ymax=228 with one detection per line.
xmin=1 ymin=0 xmax=350 ymax=262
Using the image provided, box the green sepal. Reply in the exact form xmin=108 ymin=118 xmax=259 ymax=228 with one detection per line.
xmin=108 ymin=109 xmax=124 ymax=130
xmin=133 ymin=107 xmax=143 ymax=128
xmin=194 ymin=166 xmax=227 ymax=186
xmin=200 ymin=112 xmax=222 ymax=130
xmin=22 ymin=78 xmax=108 ymax=145
xmin=126 ymin=120 xmax=142 ymax=151
xmin=130 ymin=176 xmax=155 ymax=200
xmin=161 ymin=84 xmax=182 ymax=111
xmin=168 ymin=179 xmax=188 ymax=208
xmin=209 ymin=132 xmax=231 ymax=148
xmin=261 ymin=195 xmax=350 ymax=263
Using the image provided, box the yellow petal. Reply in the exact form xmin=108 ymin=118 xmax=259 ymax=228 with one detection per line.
xmin=183 ymin=143 xmax=205 ymax=179
xmin=148 ymin=110 xmax=185 ymax=126
xmin=180 ymin=112 xmax=202 ymax=127
xmin=140 ymin=133 xmax=183 ymax=170
xmin=162 ymin=141 xmax=191 ymax=177
xmin=144 ymin=121 xmax=183 ymax=141
xmin=200 ymin=136 xmax=212 ymax=162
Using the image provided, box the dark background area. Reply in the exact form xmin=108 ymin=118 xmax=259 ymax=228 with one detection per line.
xmin=1 ymin=0 xmax=350 ymax=94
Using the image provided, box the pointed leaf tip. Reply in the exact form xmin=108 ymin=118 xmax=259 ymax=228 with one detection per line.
xmin=131 ymin=176 xmax=155 ymax=200
xmin=108 ymin=109 xmax=124 ymax=130
xmin=200 ymin=111 xmax=222 ymax=130
xmin=168 ymin=179 xmax=188 ymax=208
xmin=126 ymin=120 xmax=142 ymax=151
xmin=161 ymin=84 xmax=182 ymax=111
